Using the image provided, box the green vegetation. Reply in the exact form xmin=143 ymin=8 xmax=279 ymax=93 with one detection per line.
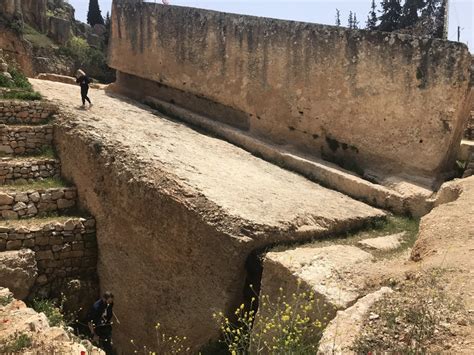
xmin=0 ymin=294 xmax=13 ymax=306
xmin=0 ymin=66 xmax=42 ymax=101
xmin=0 ymin=333 xmax=32 ymax=352
xmin=1 ymin=177 xmax=69 ymax=192
xmin=131 ymin=323 xmax=191 ymax=354
xmin=23 ymin=24 xmax=55 ymax=49
xmin=31 ymin=299 xmax=65 ymax=327
xmin=58 ymin=36 xmax=114 ymax=83
xmin=214 ymin=287 xmax=327 ymax=354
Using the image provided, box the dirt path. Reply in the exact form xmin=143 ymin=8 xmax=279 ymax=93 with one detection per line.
xmin=31 ymin=79 xmax=383 ymax=233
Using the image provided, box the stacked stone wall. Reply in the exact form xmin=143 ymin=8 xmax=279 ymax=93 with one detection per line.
xmin=0 ymin=100 xmax=57 ymax=124
xmin=0 ymin=158 xmax=60 ymax=184
xmin=0 ymin=187 xmax=76 ymax=220
xmin=0 ymin=218 xmax=97 ymax=298
xmin=0 ymin=125 xmax=53 ymax=155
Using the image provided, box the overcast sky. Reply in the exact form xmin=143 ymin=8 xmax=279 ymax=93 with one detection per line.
xmin=69 ymin=0 xmax=473 ymax=52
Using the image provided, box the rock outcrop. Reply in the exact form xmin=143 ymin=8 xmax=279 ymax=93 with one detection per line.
xmin=0 ymin=288 xmax=104 ymax=354
xmin=0 ymin=249 xmax=37 ymax=300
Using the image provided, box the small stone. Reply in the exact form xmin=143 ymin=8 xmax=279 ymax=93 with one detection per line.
xmin=29 ymin=191 xmax=40 ymax=202
xmin=0 ymin=192 xmax=14 ymax=205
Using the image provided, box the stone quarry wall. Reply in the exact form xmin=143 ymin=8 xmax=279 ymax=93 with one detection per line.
xmin=0 ymin=125 xmax=53 ymax=155
xmin=53 ymin=125 xmax=253 ymax=352
xmin=0 ymin=100 xmax=57 ymax=124
xmin=0 ymin=187 xmax=76 ymax=220
xmin=109 ymin=2 xmax=472 ymax=184
xmin=0 ymin=158 xmax=60 ymax=184
xmin=0 ymin=0 xmax=48 ymax=32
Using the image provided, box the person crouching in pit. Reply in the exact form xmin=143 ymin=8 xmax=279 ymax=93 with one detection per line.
xmin=76 ymin=69 xmax=93 ymax=109
xmin=88 ymin=291 xmax=114 ymax=354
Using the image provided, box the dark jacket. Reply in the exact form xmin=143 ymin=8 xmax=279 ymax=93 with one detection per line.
xmin=88 ymin=299 xmax=113 ymax=327
xmin=76 ymin=75 xmax=92 ymax=90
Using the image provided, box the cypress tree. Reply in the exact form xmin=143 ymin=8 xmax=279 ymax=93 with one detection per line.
xmin=335 ymin=9 xmax=341 ymax=27
xmin=87 ymin=0 xmax=105 ymax=27
xmin=400 ymin=0 xmax=424 ymax=28
xmin=366 ymin=0 xmax=378 ymax=30
xmin=378 ymin=0 xmax=402 ymax=32
xmin=353 ymin=13 xmax=359 ymax=29
xmin=348 ymin=11 xmax=354 ymax=29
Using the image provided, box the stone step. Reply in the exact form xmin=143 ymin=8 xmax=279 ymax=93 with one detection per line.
xmin=0 ymin=124 xmax=53 ymax=156
xmin=0 ymin=157 xmax=60 ymax=185
xmin=0 ymin=100 xmax=57 ymax=125
xmin=0 ymin=186 xmax=77 ymax=220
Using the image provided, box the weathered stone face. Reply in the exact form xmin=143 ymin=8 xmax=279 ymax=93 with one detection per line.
xmin=0 ymin=249 xmax=37 ymax=300
xmin=109 ymin=3 xmax=472 ymax=185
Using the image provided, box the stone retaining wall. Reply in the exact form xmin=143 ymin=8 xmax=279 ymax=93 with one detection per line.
xmin=0 ymin=125 xmax=53 ymax=155
xmin=0 ymin=187 xmax=76 ymax=220
xmin=0 ymin=100 xmax=57 ymax=124
xmin=0 ymin=218 xmax=98 ymax=300
xmin=0 ymin=158 xmax=60 ymax=184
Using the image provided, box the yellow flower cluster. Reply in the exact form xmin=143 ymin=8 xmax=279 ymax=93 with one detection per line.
xmin=214 ymin=285 xmax=332 ymax=353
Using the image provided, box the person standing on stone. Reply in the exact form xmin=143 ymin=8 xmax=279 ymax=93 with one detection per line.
xmin=87 ymin=291 xmax=114 ymax=354
xmin=76 ymin=69 xmax=93 ymax=109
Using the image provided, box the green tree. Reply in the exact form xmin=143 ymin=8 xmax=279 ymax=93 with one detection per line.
xmin=400 ymin=0 xmax=424 ymax=28
xmin=378 ymin=0 xmax=402 ymax=32
xmin=87 ymin=0 xmax=104 ymax=27
xmin=104 ymin=11 xmax=111 ymax=46
xmin=366 ymin=0 xmax=378 ymax=30
xmin=335 ymin=9 xmax=341 ymax=27
xmin=353 ymin=13 xmax=360 ymax=29
xmin=348 ymin=11 xmax=354 ymax=29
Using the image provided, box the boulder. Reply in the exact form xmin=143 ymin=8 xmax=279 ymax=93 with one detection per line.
xmin=0 ymin=249 xmax=38 ymax=299
xmin=358 ymin=232 xmax=405 ymax=251
xmin=318 ymin=287 xmax=393 ymax=354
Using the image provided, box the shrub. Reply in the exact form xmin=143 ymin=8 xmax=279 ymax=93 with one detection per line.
xmin=0 ymin=73 xmax=13 ymax=88
xmin=214 ymin=287 xmax=326 ymax=354
xmin=130 ymin=323 xmax=191 ymax=354
xmin=0 ymin=294 xmax=13 ymax=306
xmin=32 ymin=298 xmax=64 ymax=327
xmin=0 ymin=333 xmax=32 ymax=352
xmin=9 ymin=67 xmax=33 ymax=90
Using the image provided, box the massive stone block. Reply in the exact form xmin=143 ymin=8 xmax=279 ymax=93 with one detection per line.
xmin=109 ymin=2 xmax=472 ymax=186
xmin=34 ymin=79 xmax=385 ymax=352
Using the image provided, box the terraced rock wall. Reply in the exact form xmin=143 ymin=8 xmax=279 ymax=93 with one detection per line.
xmin=0 ymin=100 xmax=57 ymax=124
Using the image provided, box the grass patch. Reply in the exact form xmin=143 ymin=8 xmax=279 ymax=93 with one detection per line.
xmin=271 ymin=216 xmax=419 ymax=259
xmin=0 ymin=333 xmax=32 ymax=352
xmin=0 ymin=177 xmax=69 ymax=191
xmin=0 ymin=89 xmax=42 ymax=101
xmin=352 ymin=269 xmax=468 ymax=354
xmin=0 ymin=66 xmax=42 ymax=101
